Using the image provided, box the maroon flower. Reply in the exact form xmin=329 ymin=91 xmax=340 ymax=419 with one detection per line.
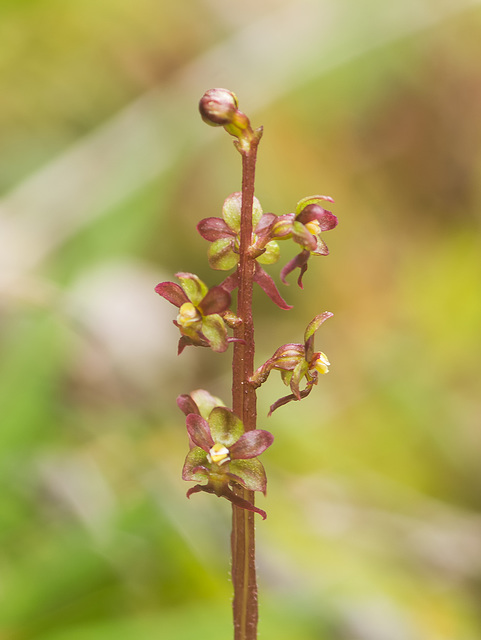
xmin=155 ymin=272 xmax=232 ymax=354
xmin=250 ymin=312 xmax=333 ymax=415
xmin=271 ymin=195 xmax=338 ymax=288
xmin=182 ymin=406 xmax=274 ymax=519
xmin=198 ymin=192 xmax=292 ymax=310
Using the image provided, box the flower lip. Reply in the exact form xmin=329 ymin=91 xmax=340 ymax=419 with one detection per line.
xmin=310 ymin=351 xmax=330 ymax=375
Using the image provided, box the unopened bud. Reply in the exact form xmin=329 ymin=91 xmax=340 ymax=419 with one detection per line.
xmin=199 ymin=88 xmax=239 ymax=127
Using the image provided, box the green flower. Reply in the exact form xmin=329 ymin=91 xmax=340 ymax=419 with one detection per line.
xmin=250 ymin=312 xmax=333 ymax=415
xmin=182 ymin=406 xmax=274 ymax=519
xmin=155 ymin=272 xmax=232 ymax=353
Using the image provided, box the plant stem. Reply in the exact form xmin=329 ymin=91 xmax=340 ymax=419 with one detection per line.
xmin=231 ymin=131 xmax=262 ymax=640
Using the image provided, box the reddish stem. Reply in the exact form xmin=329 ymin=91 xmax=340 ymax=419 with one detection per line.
xmin=231 ymin=131 xmax=262 ymax=640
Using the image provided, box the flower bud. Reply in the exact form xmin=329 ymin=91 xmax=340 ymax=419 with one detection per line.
xmin=199 ymin=88 xmax=239 ymax=127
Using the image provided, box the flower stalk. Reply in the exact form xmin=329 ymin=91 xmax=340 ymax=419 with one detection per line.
xmin=231 ymin=130 xmax=262 ymax=640
xmin=156 ymin=88 xmax=338 ymax=640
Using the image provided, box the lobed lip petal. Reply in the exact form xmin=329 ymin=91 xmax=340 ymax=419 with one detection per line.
xmin=254 ymin=264 xmax=293 ymax=309
xmin=280 ymin=249 xmax=310 ymax=288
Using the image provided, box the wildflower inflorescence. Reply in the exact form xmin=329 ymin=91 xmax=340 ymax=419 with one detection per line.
xmin=155 ymin=89 xmax=338 ymax=520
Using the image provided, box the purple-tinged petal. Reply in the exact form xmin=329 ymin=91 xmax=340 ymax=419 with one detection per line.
xmin=208 ymin=407 xmax=244 ymax=447
xmin=295 ymin=194 xmax=335 ymax=216
xmin=230 ymin=429 xmax=274 ymax=460
xmin=312 ymin=236 xmax=329 ymax=256
xmin=186 ymin=480 xmax=267 ymax=518
xmin=186 ymin=484 xmax=205 ymax=498
xmin=254 ymin=212 xmax=277 ymax=236
xmin=297 ymin=204 xmax=338 ymax=232
xmin=280 ymin=250 xmax=310 ymax=288
xmin=197 ymin=217 xmax=235 ymax=241
xmin=177 ymin=394 xmax=200 ymax=417
xmin=271 ymin=213 xmax=295 ymax=238
xmin=304 ymin=312 xmax=333 ymax=343
xmin=186 ymin=414 xmax=214 ymax=451
xmin=220 ymin=484 xmax=267 ymax=519
xmin=254 ymin=264 xmax=293 ymax=310
xmin=182 ymin=447 xmax=210 ymax=481
xmin=291 ymin=221 xmax=317 ymax=251
xmin=155 ymin=281 xmax=189 ymax=307
xmin=228 ymin=459 xmax=267 ymax=494
xmin=220 ymin=270 xmax=239 ymax=292
xmin=177 ymin=334 xmax=209 ymax=354
xmin=198 ymin=286 xmax=231 ymax=316
xmin=268 ymin=387 xmax=313 ymax=416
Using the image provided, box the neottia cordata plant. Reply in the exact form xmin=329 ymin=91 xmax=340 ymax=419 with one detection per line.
xmin=155 ymin=88 xmax=338 ymax=640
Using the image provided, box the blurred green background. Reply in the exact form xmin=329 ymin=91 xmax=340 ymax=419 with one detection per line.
xmin=1 ymin=1 xmax=481 ymax=638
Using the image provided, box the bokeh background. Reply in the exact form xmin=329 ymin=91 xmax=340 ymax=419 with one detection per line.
xmin=1 ymin=0 xmax=481 ymax=638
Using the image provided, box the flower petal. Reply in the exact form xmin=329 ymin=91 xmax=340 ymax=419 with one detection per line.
xmin=182 ymin=447 xmax=210 ymax=481
xmin=155 ymin=281 xmax=189 ymax=307
xmin=208 ymin=407 xmax=244 ymax=447
xmin=222 ymin=192 xmax=263 ymax=232
xmin=256 ymin=240 xmax=280 ymax=265
xmin=186 ymin=414 xmax=214 ymax=451
xmin=291 ymin=220 xmax=317 ymax=251
xmin=220 ymin=270 xmax=239 ymax=292
xmin=201 ymin=314 xmax=229 ymax=352
xmin=304 ymin=312 xmax=333 ymax=345
xmin=290 ymin=360 xmax=309 ymax=400
xmin=254 ymin=212 xmax=276 ymax=236
xmin=190 ymin=389 xmax=226 ymax=419
xmin=198 ymin=286 xmax=231 ymax=316
xmin=280 ymin=250 xmax=310 ymax=288
xmin=222 ymin=192 xmax=243 ymax=232
xmin=271 ymin=213 xmax=295 ymax=238
xmin=295 ymin=194 xmax=335 ymax=216
xmin=254 ymin=264 xmax=293 ymax=310
xmin=268 ymin=387 xmax=312 ymax=416
xmin=297 ymin=205 xmax=338 ymax=232
xmin=230 ymin=429 xmax=274 ymax=459
xmin=228 ymin=459 xmax=267 ymax=494
xmin=219 ymin=483 xmax=267 ymax=519
xmin=208 ymin=238 xmax=239 ymax=271
xmin=177 ymin=394 xmax=200 ymax=417
xmin=197 ymin=217 xmax=234 ymax=241
xmin=175 ymin=272 xmax=209 ymax=306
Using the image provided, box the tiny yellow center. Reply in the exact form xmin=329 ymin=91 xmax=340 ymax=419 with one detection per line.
xmin=312 ymin=352 xmax=330 ymax=375
xmin=305 ymin=219 xmax=321 ymax=235
xmin=177 ymin=302 xmax=201 ymax=328
xmin=207 ymin=443 xmax=230 ymax=465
